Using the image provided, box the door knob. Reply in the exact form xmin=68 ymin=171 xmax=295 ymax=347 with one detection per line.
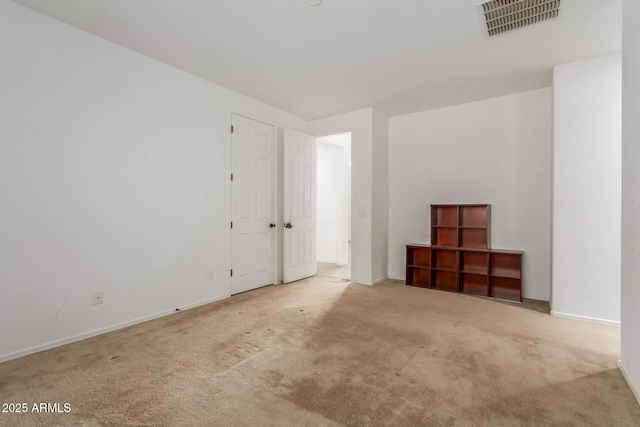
xmin=284 ymin=222 xmax=294 ymax=229
xmin=269 ymin=223 xmax=276 ymax=228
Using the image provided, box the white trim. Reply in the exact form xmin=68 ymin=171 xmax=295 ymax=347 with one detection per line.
xmin=550 ymin=310 xmax=621 ymax=327
xmin=226 ymin=108 xmax=233 ymax=298
xmin=273 ymin=124 xmax=280 ymax=286
xmin=177 ymin=295 xmax=228 ymax=311
xmin=0 ymin=295 xmax=228 ymax=364
xmin=351 ymin=281 xmax=372 ymax=286
xmin=524 ymin=295 xmax=550 ymax=302
xmin=618 ymin=360 xmax=640 ymax=405
xmin=372 ymin=275 xmax=389 ymax=285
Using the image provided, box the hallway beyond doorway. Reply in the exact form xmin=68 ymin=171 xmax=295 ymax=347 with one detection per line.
xmin=317 ymin=243 xmax=351 ymax=281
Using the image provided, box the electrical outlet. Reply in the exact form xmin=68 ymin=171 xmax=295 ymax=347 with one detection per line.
xmin=93 ymin=291 xmax=104 ymax=305
xmin=208 ymin=270 xmax=215 ymax=280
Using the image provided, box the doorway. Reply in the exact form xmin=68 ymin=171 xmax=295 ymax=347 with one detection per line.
xmin=315 ymin=133 xmax=351 ymax=281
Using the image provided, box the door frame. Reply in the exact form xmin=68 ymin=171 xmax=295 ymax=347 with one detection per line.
xmin=315 ymin=135 xmax=351 ymax=266
xmin=226 ymin=109 xmax=279 ymax=297
xmin=314 ymin=130 xmax=354 ymax=276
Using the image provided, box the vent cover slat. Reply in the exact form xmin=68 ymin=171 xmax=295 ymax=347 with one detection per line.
xmin=480 ymin=0 xmax=560 ymax=37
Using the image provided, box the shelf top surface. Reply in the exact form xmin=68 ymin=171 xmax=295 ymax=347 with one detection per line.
xmin=406 ymin=243 xmax=432 ymax=248
xmin=407 ymin=243 xmax=523 ymax=255
xmin=490 ymin=249 xmax=524 ymax=255
xmin=431 ymin=204 xmax=490 ymax=208
xmin=434 ymin=244 xmax=487 ymax=251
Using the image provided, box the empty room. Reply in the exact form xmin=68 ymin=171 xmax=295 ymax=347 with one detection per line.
xmin=1 ymin=0 xmax=640 ymax=425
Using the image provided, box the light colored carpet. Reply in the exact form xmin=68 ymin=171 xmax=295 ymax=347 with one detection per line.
xmin=317 ymin=261 xmax=351 ymax=281
xmin=0 ymin=277 xmax=639 ymax=426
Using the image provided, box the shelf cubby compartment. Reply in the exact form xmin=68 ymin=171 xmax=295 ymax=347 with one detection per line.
xmin=406 ymin=245 xmax=432 ymax=288
xmin=460 ymin=251 xmax=489 ymax=275
xmin=460 ymin=205 xmax=490 ymax=228
xmin=460 ymin=228 xmax=489 ymax=249
xmin=490 ymin=277 xmax=521 ymax=301
xmin=434 ymin=270 xmax=458 ymax=292
xmin=461 ymin=273 xmax=489 ymax=296
xmin=406 ymin=267 xmax=431 ymax=288
xmin=432 ymin=205 xmax=458 ymax=227
xmin=432 ymin=227 xmax=458 ymax=247
xmin=406 ymin=244 xmax=431 ymax=268
xmin=489 ymin=251 xmax=522 ymax=302
xmin=490 ymin=252 xmax=522 ymax=279
xmin=433 ymin=249 xmax=457 ymax=271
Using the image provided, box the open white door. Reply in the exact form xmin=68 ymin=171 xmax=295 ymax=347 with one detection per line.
xmin=231 ymin=114 xmax=276 ymax=295
xmin=283 ymin=129 xmax=316 ymax=283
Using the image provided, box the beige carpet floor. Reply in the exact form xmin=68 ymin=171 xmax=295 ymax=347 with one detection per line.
xmin=1 ymin=277 xmax=639 ymax=426
xmin=317 ymin=262 xmax=351 ymax=281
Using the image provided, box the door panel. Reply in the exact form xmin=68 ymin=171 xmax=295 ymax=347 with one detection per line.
xmin=231 ymin=114 xmax=276 ymax=295
xmin=283 ymin=129 xmax=316 ymax=283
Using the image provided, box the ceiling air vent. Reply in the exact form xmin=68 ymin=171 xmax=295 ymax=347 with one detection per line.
xmin=480 ymin=0 xmax=560 ymax=37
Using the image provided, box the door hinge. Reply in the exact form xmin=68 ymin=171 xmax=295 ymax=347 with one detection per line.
xmin=230 ymin=222 xmax=233 ymax=229
xmin=231 ymin=173 xmax=234 ymax=181
xmin=231 ymin=125 xmax=234 ymax=133
xmin=230 ymin=269 xmax=233 ymax=277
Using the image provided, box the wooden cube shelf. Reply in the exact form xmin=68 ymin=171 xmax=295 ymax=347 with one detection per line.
xmin=407 ymin=204 xmax=523 ymax=302
xmin=431 ymin=204 xmax=491 ymax=249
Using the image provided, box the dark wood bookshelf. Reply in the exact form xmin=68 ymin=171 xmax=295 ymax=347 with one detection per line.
xmin=430 ymin=204 xmax=491 ymax=249
xmin=406 ymin=204 xmax=523 ymax=302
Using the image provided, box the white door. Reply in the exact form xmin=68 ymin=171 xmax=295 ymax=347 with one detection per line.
xmin=231 ymin=114 xmax=276 ymax=295
xmin=283 ymin=129 xmax=316 ymax=283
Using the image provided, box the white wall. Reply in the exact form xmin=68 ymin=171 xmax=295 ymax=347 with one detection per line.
xmin=310 ymin=108 xmax=389 ymax=285
xmin=620 ymin=0 xmax=640 ymax=403
xmin=552 ymin=53 xmax=622 ymax=325
xmin=0 ymin=0 xmax=307 ymax=362
xmin=388 ymin=89 xmax=552 ymax=301
xmin=316 ymin=142 xmax=342 ymax=263
xmin=338 ymin=136 xmax=351 ymax=266
xmin=372 ymin=110 xmax=389 ymax=283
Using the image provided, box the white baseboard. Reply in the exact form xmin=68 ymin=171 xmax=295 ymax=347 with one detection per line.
xmin=372 ymin=276 xmax=389 ymax=285
xmin=177 ymin=295 xmax=228 ymax=311
xmin=523 ymin=295 xmax=549 ymax=302
xmin=0 ymin=295 xmax=228 ymax=364
xmin=618 ymin=360 xmax=640 ymax=405
xmin=550 ymin=310 xmax=621 ymax=327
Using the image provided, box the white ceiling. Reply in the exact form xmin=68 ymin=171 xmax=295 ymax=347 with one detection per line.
xmin=13 ymin=0 xmax=621 ymax=119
